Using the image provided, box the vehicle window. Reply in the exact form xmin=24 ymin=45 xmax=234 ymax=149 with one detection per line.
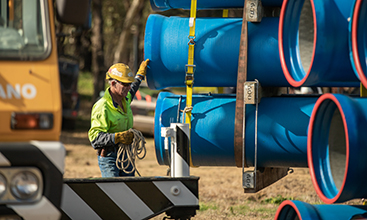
xmin=0 ymin=0 xmax=51 ymax=60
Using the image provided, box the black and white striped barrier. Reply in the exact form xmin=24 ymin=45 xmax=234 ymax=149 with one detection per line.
xmin=161 ymin=123 xmax=190 ymax=177
xmin=0 ymin=141 xmax=65 ymax=219
xmin=61 ymin=177 xmax=199 ymax=220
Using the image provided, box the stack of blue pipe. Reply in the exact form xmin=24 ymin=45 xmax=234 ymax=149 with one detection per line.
xmin=145 ymin=0 xmax=316 ymax=168
xmin=291 ymin=0 xmax=367 ymax=208
xmin=145 ymin=0 xmax=367 ymax=219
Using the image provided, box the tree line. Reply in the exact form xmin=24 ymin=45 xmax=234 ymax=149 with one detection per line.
xmin=56 ymin=0 xmax=242 ymax=101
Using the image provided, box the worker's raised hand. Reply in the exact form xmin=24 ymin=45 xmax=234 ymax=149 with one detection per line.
xmin=115 ymin=130 xmax=134 ymax=145
xmin=136 ymin=59 xmax=150 ymax=78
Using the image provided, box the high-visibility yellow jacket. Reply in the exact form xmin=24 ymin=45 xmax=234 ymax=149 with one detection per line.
xmin=88 ymin=81 xmax=140 ymax=149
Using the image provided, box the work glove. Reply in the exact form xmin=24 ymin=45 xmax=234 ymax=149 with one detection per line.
xmin=115 ymin=130 xmax=134 ymax=145
xmin=136 ymin=59 xmax=150 ymax=79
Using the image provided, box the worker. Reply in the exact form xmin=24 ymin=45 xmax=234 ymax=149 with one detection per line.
xmin=88 ymin=59 xmax=149 ymax=177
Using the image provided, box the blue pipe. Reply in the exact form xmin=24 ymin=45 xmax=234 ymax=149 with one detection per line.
xmin=279 ymin=0 xmax=359 ymax=87
xmin=308 ymin=94 xmax=367 ymax=204
xmin=155 ymin=92 xmax=317 ymax=167
xmin=349 ymin=0 xmax=367 ymax=88
xmin=275 ymin=200 xmax=367 ymax=220
xmin=150 ymin=0 xmax=284 ymax=11
xmin=144 ymin=14 xmax=289 ymax=90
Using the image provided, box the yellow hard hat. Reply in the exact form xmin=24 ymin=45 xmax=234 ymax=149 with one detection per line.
xmin=106 ymin=63 xmax=135 ymax=83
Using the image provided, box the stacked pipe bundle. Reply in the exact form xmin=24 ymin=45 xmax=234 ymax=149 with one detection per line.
xmin=302 ymin=0 xmax=367 ymax=206
xmin=147 ymin=0 xmax=367 ymax=88
xmin=144 ymin=0 xmax=367 ymax=219
xmin=276 ymin=1 xmax=367 ymax=219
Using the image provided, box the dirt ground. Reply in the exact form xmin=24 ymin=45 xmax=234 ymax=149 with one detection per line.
xmin=61 ymin=129 xmax=323 ymax=220
xmin=61 ymin=98 xmax=364 ymax=219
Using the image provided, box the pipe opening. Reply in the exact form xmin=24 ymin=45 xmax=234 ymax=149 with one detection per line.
xmin=328 ymin=108 xmax=346 ymax=191
xmin=280 ymin=0 xmax=315 ymax=86
xmin=276 ymin=204 xmax=300 ymax=220
xmin=310 ymin=96 xmax=347 ymax=201
xmin=298 ymin=0 xmax=314 ymax=74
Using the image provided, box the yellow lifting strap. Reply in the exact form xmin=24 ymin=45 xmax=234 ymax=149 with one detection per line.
xmin=361 ymin=83 xmax=367 ymax=97
xmin=185 ymin=0 xmax=197 ymax=126
xmin=183 ymin=0 xmax=197 ymax=168
xmin=223 ymin=9 xmax=229 ymax=18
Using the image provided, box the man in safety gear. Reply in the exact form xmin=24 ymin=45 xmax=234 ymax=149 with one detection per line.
xmin=88 ymin=59 xmax=149 ymax=177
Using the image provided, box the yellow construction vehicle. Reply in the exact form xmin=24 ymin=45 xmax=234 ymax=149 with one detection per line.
xmin=0 ymin=0 xmax=88 ymax=218
xmin=0 ymin=1 xmax=199 ymax=219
